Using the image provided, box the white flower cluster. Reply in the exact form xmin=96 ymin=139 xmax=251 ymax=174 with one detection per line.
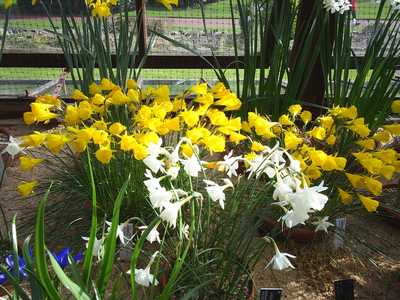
xmin=323 ymin=0 xmax=352 ymax=14
xmin=390 ymin=0 xmax=400 ymax=10
xmin=246 ymin=143 xmax=330 ymax=229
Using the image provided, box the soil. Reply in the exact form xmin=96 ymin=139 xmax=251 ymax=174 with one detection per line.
xmin=1 ymin=120 xmax=400 ymax=299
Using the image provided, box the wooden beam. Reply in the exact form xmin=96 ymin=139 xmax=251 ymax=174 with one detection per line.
xmin=1 ymin=53 xmax=396 ymax=69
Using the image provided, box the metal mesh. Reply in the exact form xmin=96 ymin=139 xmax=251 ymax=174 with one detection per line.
xmin=0 ymin=0 xmax=392 ymax=97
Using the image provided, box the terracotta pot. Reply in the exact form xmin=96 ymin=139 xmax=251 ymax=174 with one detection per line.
xmin=259 ymin=217 xmax=324 ymax=243
xmin=378 ymin=206 xmax=400 ymax=228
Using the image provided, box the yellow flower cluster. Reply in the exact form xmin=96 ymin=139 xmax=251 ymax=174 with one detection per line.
xmin=17 ymin=81 xmax=400 ymax=216
xmin=85 ymin=0 xmax=118 ymax=17
xmin=18 ymin=80 xmax=243 ymax=196
xmin=241 ymin=103 xmax=400 ymax=213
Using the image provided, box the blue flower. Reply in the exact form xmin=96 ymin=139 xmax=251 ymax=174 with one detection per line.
xmin=52 ymin=248 xmax=83 ymax=269
xmin=5 ymin=255 xmax=28 ymax=279
xmin=0 ymin=272 xmax=7 ymax=285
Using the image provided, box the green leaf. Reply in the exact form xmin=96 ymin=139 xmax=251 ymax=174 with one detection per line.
xmin=96 ymin=176 xmax=130 ymax=296
xmin=34 ymin=183 xmax=62 ymax=300
xmin=48 ymin=251 xmax=91 ymax=300
xmin=82 ymin=150 xmax=97 ymax=287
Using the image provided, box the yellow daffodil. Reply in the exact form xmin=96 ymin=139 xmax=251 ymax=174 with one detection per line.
xmin=364 ymin=177 xmax=382 ymax=196
xmin=127 ymin=79 xmax=138 ymax=90
xmin=203 ymin=135 xmax=225 ymax=153
xmin=99 ymin=78 xmax=115 ymax=90
xmin=345 ymin=173 xmax=365 ymax=189
xmin=372 ymin=130 xmax=391 ymax=143
xmin=23 ymin=112 xmax=36 ymax=125
xmin=181 ymin=143 xmax=193 ymax=158
xmin=21 ymin=132 xmax=47 ymax=148
xmin=64 ymin=105 xmax=80 ymax=126
xmin=214 ymin=93 xmax=241 ymax=111
xmin=288 ymin=104 xmax=302 ymax=116
xmin=45 ymin=134 xmax=68 ymax=154
xmin=17 ymin=181 xmax=38 ymax=197
xmin=278 ymin=114 xmax=293 ymax=126
xmin=356 ymin=139 xmax=375 ymax=150
xmin=391 ymin=100 xmax=400 ymax=113
xmin=19 ymin=156 xmax=43 ymax=171
xmin=132 ymin=143 xmax=148 ymax=160
xmin=77 ymin=101 xmax=93 ymax=120
xmin=383 ymin=124 xmax=400 ymax=136
xmin=180 ymin=110 xmax=200 ymax=128
xmin=93 ymin=119 xmax=108 ymax=131
xmin=71 ymin=89 xmax=89 ymax=101
xmin=36 ymin=95 xmax=61 ymax=107
xmin=300 ymin=110 xmax=312 ymax=124
xmin=305 ymin=165 xmax=322 ymax=180
xmin=30 ymin=102 xmax=58 ymax=123
xmin=89 ymin=82 xmax=101 ymax=95
xmin=92 ymin=130 xmax=109 ymax=145
xmin=284 ymin=132 xmax=303 ymax=150
xmin=95 ymin=146 xmax=113 ymax=164
xmin=127 ymin=89 xmax=139 ymax=103
xmin=373 ymin=149 xmax=397 ymax=164
xmin=229 ymin=132 xmax=247 ymax=144
xmin=109 ymin=122 xmax=126 ymax=135
xmin=251 ymin=141 xmax=265 ymax=152
xmin=207 ymin=109 xmax=229 ymax=126
xmin=326 ymin=135 xmax=336 ymax=145
xmin=357 ymin=194 xmax=379 ymax=212
xmin=186 ymin=127 xmax=210 ymax=144
xmin=380 ymin=165 xmax=395 ymax=180
xmin=338 ymin=188 xmax=352 ymax=204
xmin=347 ymin=118 xmax=371 ymax=137
xmin=119 ymin=135 xmax=136 ymax=152
xmin=92 ymin=94 xmax=106 ymax=106
xmin=310 ymin=127 xmax=326 ymax=140
xmin=319 ymin=115 xmax=334 ymax=131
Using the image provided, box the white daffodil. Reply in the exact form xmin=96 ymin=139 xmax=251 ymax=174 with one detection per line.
xmin=166 ymin=165 xmax=180 ymax=180
xmin=323 ymin=0 xmax=351 ymax=14
xmin=280 ymin=209 xmax=309 ymax=228
xmin=247 ymin=154 xmax=273 ymax=179
xmin=82 ymin=236 xmax=105 ymax=260
xmin=127 ymin=251 xmax=159 ymax=287
xmin=182 ymin=224 xmax=189 ymax=240
xmin=144 ymin=169 xmax=163 ymax=192
xmin=292 ymin=182 xmax=329 ymax=211
xmin=266 ymin=249 xmax=296 ymax=271
xmin=312 ymin=216 xmax=334 ymax=233
xmin=0 ymin=136 xmax=24 ymax=159
xmin=143 ymin=139 xmax=168 ymax=174
xmin=149 ymin=187 xmax=173 ymax=209
xmin=138 ymin=225 xmax=161 ymax=244
xmin=203 ymin=179 xmax=234 ymax=209
xmin=105 ymin=221 xmax=130 ymax=245
xmin=181 ymin=154 xmax=203 ymax=177
xmin=216 ymin=151 xmax=241 ymax=177
xmin=273 ymin=176 xmax=293 ymax=203
xmin=159 ymin=198 xmax=190 ymax=228
xmin=143 ymin=155 xmax=164 ymax=174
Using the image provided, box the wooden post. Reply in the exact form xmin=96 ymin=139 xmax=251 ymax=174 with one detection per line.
xmin=291 ymin=0 xmax=335 ymax=116
xmin=136 ymin=0 xmax=148 ymax=57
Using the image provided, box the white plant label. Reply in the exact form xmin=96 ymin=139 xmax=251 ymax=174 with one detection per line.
xmin=333 ymin=217 xmax=346 ymax=249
